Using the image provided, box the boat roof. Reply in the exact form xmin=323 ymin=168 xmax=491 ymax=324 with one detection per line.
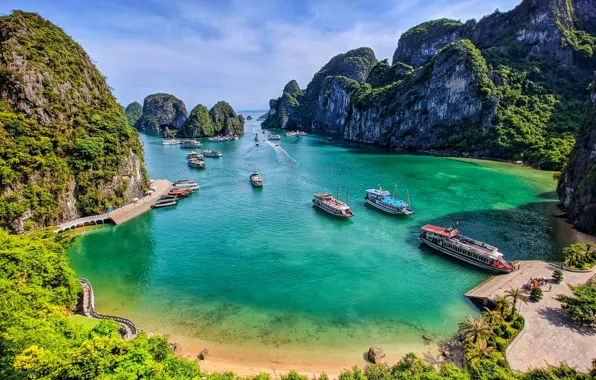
xmin=366 ymin=188 xmax=390 ymax=196
xmin=421 ymin=224 xmax=460 ymax=238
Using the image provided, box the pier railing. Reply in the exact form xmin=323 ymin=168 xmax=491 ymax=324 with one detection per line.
xmin=78 ymin=277 xmax=138 ymax=339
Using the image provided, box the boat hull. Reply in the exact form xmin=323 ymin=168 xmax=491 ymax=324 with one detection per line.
xmin=365 ymin=198 xmax=414 ymax=215
xmin=419 ymin=237 xmax=510 ymax=273
xmin=152 ymin=201 xmax=178 ymax=208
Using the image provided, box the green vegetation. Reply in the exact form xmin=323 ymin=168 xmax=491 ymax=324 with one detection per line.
xmin=0 ymin=11 xmax=147 ymax=230
xmin=125 ymin=101 xmax=143 ymax=126
xmin=563 ymin=242 xmax=596 ymax=270
xmin=505 ymin=287 xmax=529 ymax=314
xmin=552 ymin=269 xmax=564 ymax=284
xmin=400 ymin=18 xmax=463 ymax=40
xmin=529 ymin=287 xmax=543 ymax=302
xmin=209 ymin=101 xmax=245 ymax=136
xmin=557 ymin=284 xmax=596 ymax=326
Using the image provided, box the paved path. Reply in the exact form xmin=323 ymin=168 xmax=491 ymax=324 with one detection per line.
xmin=55 ymin=179 xmax=171 ymax=232
xmin=466 ymin=260 xmax=596 ymax=372
xmin=79 ymin=278 xmax=138 ymax=339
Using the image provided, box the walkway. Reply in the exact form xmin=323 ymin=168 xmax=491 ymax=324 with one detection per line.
xmin=465 ymin=260 xmax=596 ymax=372
xmin=55 ymin=179 xmax=172 ymax=233
xmin=79 ymin=278 xmax=138 ymax=339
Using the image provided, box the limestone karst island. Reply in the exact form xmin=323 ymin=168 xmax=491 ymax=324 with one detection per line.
xmin=2 ymin=0 xmax=596 ymax=379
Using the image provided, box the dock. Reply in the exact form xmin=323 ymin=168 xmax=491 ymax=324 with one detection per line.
xmin=465 ymin=260 xmax=596 ymax=372
xmin=55 ymin=179 xmax=172 ymax=233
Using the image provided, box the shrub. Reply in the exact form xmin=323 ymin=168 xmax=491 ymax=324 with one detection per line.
xmin=495 ymin=340 xmax=506 ymax=353
xmin=512 ymin=320 xmax=522 ymax=330
xmin=488 ymin=336 xmax=497 ymax=348
xmin=501 ymin=329 xmax=513 ymax=339
xmin=504 ymin=314 xmax=514 ymax=322
xmin=552 ymin=269 xmax=564 ymax=283
xmin=530 ymin=287 xmax=544 ymax=302
xmin=515 ymin=314 xmax=525 ymax=324
xmin=493 ymin=326 xmax=502 ymax=336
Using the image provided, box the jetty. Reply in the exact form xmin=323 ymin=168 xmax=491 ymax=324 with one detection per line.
xmin=465 ymin=260 xmax=596 ymax=372
xmin=55 ymin=179 xmax=171 ymax=233
xmin=78 ymin=278 xmax=138 ymax=339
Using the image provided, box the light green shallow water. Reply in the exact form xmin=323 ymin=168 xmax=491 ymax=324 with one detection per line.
xmin=68 ymin=112 xmax=559 ymax=358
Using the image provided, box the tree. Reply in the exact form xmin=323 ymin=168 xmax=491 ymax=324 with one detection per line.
xmin=530 ymin=287 xmax=543 ymax=302
xmin=481 ymin=307 xmax=502 ymax=326
xmin=494 ymin=296 xmax=511 ymax=317
xmin=505 ymin=288 xmax=529 ymax=314
xmin=556 ymin=284 xmax=596 ymax=326
xmin=563 ymin=242 xmax=596 ymax=269
xmin=458 ymin=315 xmax=493 ymax=345
xmin=552 ymin=269 xmax=564 ymax=284
xmin=468 ymin=340 xmax=496 ymax=361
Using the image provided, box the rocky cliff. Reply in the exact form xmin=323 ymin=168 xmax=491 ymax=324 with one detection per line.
xmin=134 ymin=93 xmax=188 ymax=132
xmin=0 ymin=11 xmax=147 ymax=232
xmin=179 ymin=101 xmax=244 ymax=137
xmin=263 ymin=0 xmax=596 ymax=170
xmin=125 ymin=101 xmax=143 ymax=126
xmin=558 ymin=81 xmax=596 ymax=234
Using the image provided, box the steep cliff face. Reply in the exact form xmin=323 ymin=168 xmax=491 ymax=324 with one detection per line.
xmin=135 ymin=93 xmax=188 ymax=132
xmin=347 ymin=40 xmax=497 ymax=148
xmin=125 ymin=101 xmax=143 ymax=126
xmin=557 ymin=81 xmax=596 ymax=234
xmin=0 ymin=11 xmax=147 ymax=232
xmin=179 ymin=101 xmax=244 ymax=137
xmin=261 ymin=81 xmax=302 ymax=130
xmin=263 ymin=0 xmax=595 ymax=170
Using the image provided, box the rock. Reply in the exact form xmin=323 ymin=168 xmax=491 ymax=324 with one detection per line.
xmin=423 ymin=335 xmax=433 ymax=341
xmin=125 ymin=101 xmax=143 ymax=126
xmin=169 ymin=341 xmax=182 ymax=355
xmin=557 ymin=80 xmax=596 ymax=234
xmin=197 ymin=348 xmax=209 ymax=360
xmin=209 ymin=101 xmax=245 ymax=136
xmin=247 ymin=115 xmax=253 ymax=120
xmin=367 ymin=346 xmax=385 ymax=363
xmin=0 ymin=11 xmax=147 ymax=231
xmin=257 ymin=111 xmax=269 ymax=121
xmin=135 ymin=93 xmax=188 ymax=132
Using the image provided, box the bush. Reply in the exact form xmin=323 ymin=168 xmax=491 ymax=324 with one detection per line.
xmin=512 ymin=320 xmax=522 ymax=330
xmin=493 ymin=326 xmax=502 ymax=336
xmin=530 ymin=287 xmax=544 ymax=302
xmin=552 ymin=269 xmax=564 ymax=283
xmin=501 ymin=329 xmax=513 ymax=339
xmin=495 ymin=339 xmax=506 ymax=353
xmin=515 ymin=314 xmax=525 ymax=324
xmin=504 ymin=314 xmax=514 ymax=322
xmin=488 ymin=336 xmax=497 ymax=348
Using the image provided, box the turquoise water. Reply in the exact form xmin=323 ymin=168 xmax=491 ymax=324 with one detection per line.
xmin=68 ymin=112 xmax=559 ymax=359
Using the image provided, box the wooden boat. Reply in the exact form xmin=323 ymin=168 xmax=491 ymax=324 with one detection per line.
xmin=180 ymin=140 xmax=202 ymax=148
xmin=312 ymin=192 xmax=353 ymax=218
xmin=168 ymin=189 xmax=192 ymax=197
xmin=172 ymin=180 xmax=199 ymax=191
xmin=419 ymin=225 xmax=514 ymax=273
xmin=365 ymin=185 xmax=414 ymax=215
xmin=188 ymin=158 xmax=206 ymax=169
xmin=250 ymin=172 xmax=263 ymax=187
xmin=203 ymin=150 xmax=222 ymax=157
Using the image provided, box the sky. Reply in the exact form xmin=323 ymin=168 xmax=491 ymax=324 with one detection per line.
xmin=1 ymin=0 xmax=521 ymax=111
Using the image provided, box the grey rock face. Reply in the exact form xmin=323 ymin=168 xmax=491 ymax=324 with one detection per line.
xmin=135 ymin=93 xmax=188 ymax=132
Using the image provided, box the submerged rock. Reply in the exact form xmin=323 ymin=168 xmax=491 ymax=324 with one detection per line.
xmin=368 ymin=346 xmax=385 ymax=363
xmin=198 ymin=348 xmax=209 ymax=360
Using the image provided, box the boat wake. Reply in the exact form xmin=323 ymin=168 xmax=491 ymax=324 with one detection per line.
xmin=266 ymin=141 xmax=298 ymax=167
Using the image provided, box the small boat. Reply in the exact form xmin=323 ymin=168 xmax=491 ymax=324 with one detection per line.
xmin=285 ymin=131 xmax=297 ymax=137
xmin=208 ymin=136 xmax=225 ymax=142
xmin=180 ymin=140 xmax=202 ymax=148
xmin=269 ymin=134 xmax=281 ymax=140
xmin=153 ymin=195 xmax=178 ymax=208
xmin=168 ymin=189 xmax=192 ymax=197
xmin=203 ymin=150 xmax=222 ymax=157
xmin=254 ymin=134 xmax=259 ymax=141
xmin=296 ymin=131 xmax=307 ymax=136
xmin=188 ymin=158 xmax=206 ymax=169
xmin=256 ymin=143 xmax=260 ymax=147
xmin=171 ymin=180 xmax=199 ymax=191
xmin=162 ymin=139 xmax=180 ymax=145
xmin=365 ymin=185 xmax=414 ymax=215
xmin=187 ymin=151 xmax=204 ymax=160
xmin=250 ymin=172 xmax=263 ymax=187
xmin=419 ymin=225 xmax=514 ymax=273
xmin=312 ymin=192 xmax=353 ymax=218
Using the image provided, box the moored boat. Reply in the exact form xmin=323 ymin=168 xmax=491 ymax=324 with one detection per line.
xmin=187 ymin=151 xmax=204 ymax=160
xmin=208 ymin=136 xmax=225 ymax=142
xmin=188 ymin=158 xmax=206 ymax=168
xmin=162 ymin=139 xmax=180 ymax=145
xmin=269 ymin=134 xmax=281 ymax=140
xmin=312 ymin=193 xmax=353 ymax=218
xmin=296 ymin=131 xmax=307 ymax=136
xmin=285 ymin=131 xmax=297 ymax=137
xmin=168 ymin=189 xmax=192 ymax=197
xmin=180 ymin=140 xmax=202 ymax=148
xmin=153 ymin=194 xmax=178 ymax=208
xmin=171 ymin=180 xmax=199 ymax=191
xmin=419 ymin=225 xmax=514 ymax=273
xmin=365 ymin=185 xmax=414 ymax=215
xmin=250 ymin=172 xmax=263 ymax=187
xmin=203 ymin=150 xmax=222 ymax=157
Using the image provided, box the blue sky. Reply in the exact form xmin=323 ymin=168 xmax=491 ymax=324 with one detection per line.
xmin=2 ymin=0 xmax=521 ymax=110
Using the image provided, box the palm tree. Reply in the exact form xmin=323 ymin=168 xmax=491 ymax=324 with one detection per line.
xmin=494 ymin=296 xmax=511 ymax=317
xmin=482 ymin=307 xmax=502 ymax=326
xmin=458 ymin=315 xmax=493 ymax=345
xmin=505 ymin=288 xmax=529 ymax=315
xmin=468 ymin=340 xmax=496 ymax=361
